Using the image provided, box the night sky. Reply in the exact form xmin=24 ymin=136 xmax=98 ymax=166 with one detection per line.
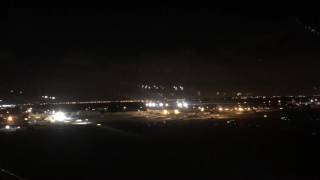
xmin=4 ymin=7 xmax=320 ymax=100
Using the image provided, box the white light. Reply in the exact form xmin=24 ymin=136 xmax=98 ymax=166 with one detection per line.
xmin=263 ymin=115 xmax=268 ymax=118
xmin=165 ymin=103 xmax=169 ymax=107
xmin=52 ymin=111 xmax=68 ymax=122
xmin=52 ymin=97 xmax=56 ymax=100
xmin=174 ymin=109 xmax=180 ymax=115
xmin=27 ymin=108 xmax=32 ymax=113
xmin=44 ymin=96 xmax=48 ymax=99
xmin=238 ymin=107 xmax=244 ymax=112
xmin=182 ymin=102 xmax=189 ymax=108
xmin=218 ymin=107 xmax=223 ymax=111
xmin=200 ymin=107 xmax=205 ymax=112
xmin=177 ymin=102 xmax=183 ymax=108
xmin=159 ymin=103 xmax=164 ymax=107
xmin=97 ymin=123 xmax=101 ymax=126
xmin=5 ymin=125 xmax=10 ymax=129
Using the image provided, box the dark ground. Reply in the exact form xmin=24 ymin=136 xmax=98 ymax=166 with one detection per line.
xmin=1 ymin=109 xmax=320 ymax=180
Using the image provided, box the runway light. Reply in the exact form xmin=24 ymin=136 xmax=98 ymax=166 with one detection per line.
xmin=200 ymin=107 xmax=205 ymax=112
xmin=174 ymin=109 xmax=180 ymax=115
xmin=218 ymin=107 xmax=223 ymax=111
xmin=5 ymin=125 xmax=10 ymax=129
xmin=27 ymin=108 xmax=32 ymax=113
xmin=238 ymin=107 xmax=244 ymax=112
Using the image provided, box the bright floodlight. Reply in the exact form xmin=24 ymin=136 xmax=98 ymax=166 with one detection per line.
xmin=177 ymin=102 xmax=183 ymax=108
xmin=159 ymin=103 xmax=164 ymax=107
xmin=218 ymin=107 xmax=223 ymax=111
xmin=5 ymin=125 xmax=10 ymax=129
xmin=53 ymin=111 xmax=67 ymax=122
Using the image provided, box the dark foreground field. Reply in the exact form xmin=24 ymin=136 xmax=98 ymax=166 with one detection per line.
xmin=1 ymin=109 xmax=320 ymax=180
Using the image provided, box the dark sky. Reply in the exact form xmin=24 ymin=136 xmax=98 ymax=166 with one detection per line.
xmin=4 ymin=7 xmax=320 ymax=100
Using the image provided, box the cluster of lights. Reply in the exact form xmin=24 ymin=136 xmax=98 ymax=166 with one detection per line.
xmin=161 ymin=109 xmax=181 ymax=115
xmin=176 ymin=101 xmax=188 ymax=109
xmin=146 ymin=101 xmax=169 ymax=108
xmin=47 ymin=111 xmax=70 ymax=123
xmin=218 ymin=106 xmax=251 ymax=112
xmin=198 ymin=107 xmax=205 ymax=112
xmin=41 ymin=96 xmax=56 ymax=100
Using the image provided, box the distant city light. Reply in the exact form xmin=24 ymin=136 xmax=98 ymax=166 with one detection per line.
xmin=5 ymin=125 xmax=10 ymax=129
xmin=218 ymin=107 xmax=223 ymax=111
